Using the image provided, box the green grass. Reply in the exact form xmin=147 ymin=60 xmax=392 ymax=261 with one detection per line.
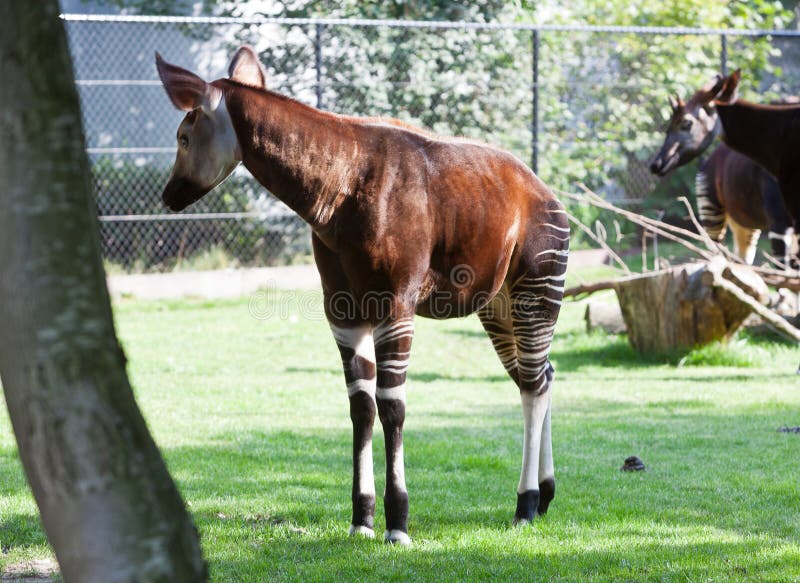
xmin=1 ymin=291 xmax=799 ymax=581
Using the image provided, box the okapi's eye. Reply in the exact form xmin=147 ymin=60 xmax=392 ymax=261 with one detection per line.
xmin=179 ymin=135 xmax=189 ymax=149
xmin=680 ymin=119 xmax=693 ymax=131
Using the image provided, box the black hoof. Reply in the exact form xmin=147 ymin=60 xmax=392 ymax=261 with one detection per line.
xmin=537 ymin=477 xmax=555 ymax=515
xmin=513 ymin=489 xmax=539 ymax=524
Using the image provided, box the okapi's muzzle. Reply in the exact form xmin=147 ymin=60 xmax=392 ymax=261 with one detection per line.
xmin=649 ymin=147 xmax=680 ymax=177
xmin=162 ymin=177 xmax=207 ymax=212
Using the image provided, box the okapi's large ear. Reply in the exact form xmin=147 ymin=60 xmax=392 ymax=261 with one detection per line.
xmin=716 ymin=69 xmax=741 ymax=104
xmin=228 ymin=46 xmax=267 ymax=89
xmin=156 ymin=52 xmax=221 ymax=112
xmin=698 ymin=73 xmax=726 ymax=104
xmin=668 ymin=94 xmax=678 ymax=111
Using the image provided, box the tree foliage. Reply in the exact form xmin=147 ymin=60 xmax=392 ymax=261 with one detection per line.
xmin=84 ymin=0 xmax=794 ymax=204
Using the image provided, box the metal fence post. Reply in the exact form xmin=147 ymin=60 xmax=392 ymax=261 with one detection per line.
xmin=315 ymin=23 xmax=324 ymax=109
xmin=531 ymin=28 xmax=540 ymax=174
xmin=720 ymin=33 xmax=728 ymax=76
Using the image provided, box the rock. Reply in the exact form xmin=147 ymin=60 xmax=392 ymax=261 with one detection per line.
xmin=585 ymin=301 xmax=627 ymax=334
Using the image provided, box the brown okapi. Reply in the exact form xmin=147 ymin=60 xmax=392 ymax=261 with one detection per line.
xmin=156 ymin=46 xmax=569 ymax=544
xmin=650 ymin=80 xmax=796 ymax=266
xmin=695 ymin=70 xmax=800 ymax=260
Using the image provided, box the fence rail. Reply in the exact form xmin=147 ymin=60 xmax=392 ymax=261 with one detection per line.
xmin=62 ymin=14 xmax=800 ymax=272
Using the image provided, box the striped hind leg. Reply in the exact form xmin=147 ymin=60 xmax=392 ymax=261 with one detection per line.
xmin=509 ymin=227 xmax=568 ymax=524
xmin=510 ymin=280 xmax=559 ymax=525
xmin=728 ymin=217 xmax=760 ymax=265
xmin=479 ymin=290 xmax=551 ymax=522
xmin=329 ymin=321 xmax=378 ymax=538
xmin=695 ymin=170 xmax=727 ymax=243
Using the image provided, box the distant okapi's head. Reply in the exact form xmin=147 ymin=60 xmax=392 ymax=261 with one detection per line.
xmin=649 ymin=70 xmax=741 ymax=176
xmin=156 ymin=46 xmax=267 ymax=211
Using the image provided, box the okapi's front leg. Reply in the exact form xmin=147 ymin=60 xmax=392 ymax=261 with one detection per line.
xmin=329 ymin=322 xmax=378 ymax=538
xmin=374 ymin=316 xmax=415 ymax=545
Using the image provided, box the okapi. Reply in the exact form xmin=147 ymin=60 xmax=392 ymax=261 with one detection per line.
xmin=693 ymin=70 xmax=800 ymax=264
xmin=650 ymin=80 xmax=796 ymax=266
xmin=156 ymin=47 xmax=569 ymax=544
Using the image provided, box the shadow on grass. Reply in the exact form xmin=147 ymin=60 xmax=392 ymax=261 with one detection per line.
xmin=3 ymin=404 xmax=798 ymax=579
xmin=207 ymin=536 xmax=796 ymax=582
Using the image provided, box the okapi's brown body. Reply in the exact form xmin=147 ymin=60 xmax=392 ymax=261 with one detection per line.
xmin=224 ymin=81 xmax=559 ymax=317
xmin=157 ymin=47 xmax=568 ymax=544
xmin=715 ymin=100 xmax=800 ymax=235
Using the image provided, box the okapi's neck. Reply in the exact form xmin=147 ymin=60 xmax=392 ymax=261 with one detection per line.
xmin=222 ymin=81 xmax=365 ymax=229
xmin=716 ymin=100 xmax=793 ymax=177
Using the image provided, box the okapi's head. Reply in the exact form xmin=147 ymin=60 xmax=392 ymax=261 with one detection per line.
xmin=649 ymin=70 xmax=741 ymax=176
xmin=156 ymin=47 xmax=267 ymax=211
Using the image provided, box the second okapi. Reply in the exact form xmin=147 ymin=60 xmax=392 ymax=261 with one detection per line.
xmin=698 ymin=70 xmax=800 ymax=260
xmin=156 ymin=47 xmax=569 ymax=544
xmin=650 ymin=79 xmax=796 ymax=266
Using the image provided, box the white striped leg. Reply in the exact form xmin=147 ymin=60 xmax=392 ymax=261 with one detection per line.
xmin=537 ymin=398 xmax=555 ymax=515
xmin=329 ymin=323 xmax=377 ymax=538
xmin=374 ymin=317 xmax=414 ymax=545
xmin=728 ymin=218 xmax=760 ymax=265
xmin=695 ymin=173 xmax=727 ymax=242
xmin=510 ymin=268 xmax=563 ymax=524
xmin=768 ymin=228 xmax=795 ymax=268
xmin=514 ymin=389 xmax=551 ymax=525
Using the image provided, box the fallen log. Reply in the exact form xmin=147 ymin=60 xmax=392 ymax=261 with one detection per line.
xmin=613 ymin=259 xmax=774 ymax=353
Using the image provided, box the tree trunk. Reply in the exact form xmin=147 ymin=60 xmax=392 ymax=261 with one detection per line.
xmin=613 ymin=260 xmax=770 ymax=354
xmin=0 ymin=3 xmax=206 ymax=581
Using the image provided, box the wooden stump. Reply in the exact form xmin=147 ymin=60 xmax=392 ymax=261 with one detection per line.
xmin=613 ymin=259 xmax=769 ymax=353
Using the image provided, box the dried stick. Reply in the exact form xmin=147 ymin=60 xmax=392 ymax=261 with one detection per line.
xmin=562 ymin=188 xmax=713 ymax=260
xmin=676 ymin=196 xmax=743 ymax=264
xmin=564 ymin=267 xmax=683 ymax=298
xmin=571 ymin=186 xmax=709 ymax=243
xmin=761 ymin=250 xmax=791 ymax=272
xmin=564 ymin=279 xmax=617 ymax=298
xmin=713 ymin=276 xmax=800 ymax=344
xmin=565 ymin=211 xmax=631 ymax=274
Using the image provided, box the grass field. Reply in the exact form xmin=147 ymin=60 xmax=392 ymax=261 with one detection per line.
xmin=1 ymin=287 xmax=799 ymax=581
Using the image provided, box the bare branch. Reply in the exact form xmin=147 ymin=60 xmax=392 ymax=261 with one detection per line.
xmin=565 ymin=211 xmax=631 ymax=274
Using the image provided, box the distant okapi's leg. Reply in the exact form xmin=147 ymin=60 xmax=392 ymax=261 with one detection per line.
xmin=329 ymin=321 xmax=378 ymax=538
xmin=695 ymin=170 xmax=728 ymax=243
xmin=510 ymin=211 xmax=568 ymax=525
xmin=728 ymin=217 xmax=760 ymax=265
xmin=373 ymin=315 xmax=415 ymax=545
xmin=768 ymin=228 xmax=795 ymax=268
xmin=764 ymin=178 xmax=797 ymax=267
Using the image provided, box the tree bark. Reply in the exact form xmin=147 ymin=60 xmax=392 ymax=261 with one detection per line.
xmin=613 ymin=260 xmax=770 ymax=354
xmin=0 ymin=3 xmax=206 ymax=581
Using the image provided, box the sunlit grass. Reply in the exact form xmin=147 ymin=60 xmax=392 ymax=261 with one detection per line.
xmin=1 ymin=290 xmax=798 ymax=581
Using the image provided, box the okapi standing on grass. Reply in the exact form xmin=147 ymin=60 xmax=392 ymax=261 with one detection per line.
xmin=156 ymin=47 xmax=569 ymax=544
xmin=650 ymin=81 xmax=796 ymax=266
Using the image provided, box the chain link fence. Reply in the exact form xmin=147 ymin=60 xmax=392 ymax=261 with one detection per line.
xmin=62 ymin=14 xmax=800 ymax=272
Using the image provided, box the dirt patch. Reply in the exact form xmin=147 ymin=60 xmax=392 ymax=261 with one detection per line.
xmin=1 ymin=558 xmax=59 ymax=582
